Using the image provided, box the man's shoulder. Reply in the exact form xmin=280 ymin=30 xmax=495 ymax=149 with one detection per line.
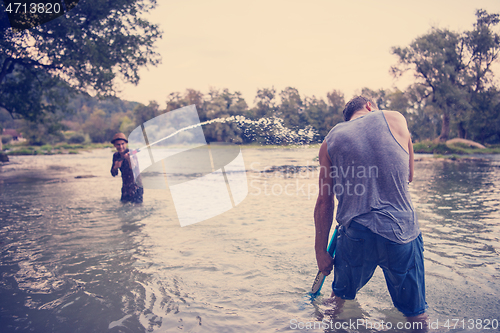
xmin=382 ymin=110 xmax=408 ymax=129
xmin=382 ymin=110 xmax=407 ymax=122
xmin=326 ymin=120 xmax=349 ymax=135
xmin=381 ymin=110 xmax=410 ymax=142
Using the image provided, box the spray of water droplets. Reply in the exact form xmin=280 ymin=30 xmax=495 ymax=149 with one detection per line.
xmin=147 ymin=115 xmax=319 ymax=148
xmin=227 ymin=115 xmax=318 ymax=144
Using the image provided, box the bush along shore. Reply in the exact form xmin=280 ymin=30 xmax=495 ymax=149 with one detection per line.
xmin=413 ymin=140 xmax=500 ymax=155
xmin=2 ymin=139 xmax=500 ymax=159
xmin=0 ymin=152 xmax=8 ymax=162
xmin=2 ymin=143 xmax=112 ymax=156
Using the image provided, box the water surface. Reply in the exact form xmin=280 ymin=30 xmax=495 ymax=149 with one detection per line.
xmin=0 ymin=149 xmax=499 ymax=332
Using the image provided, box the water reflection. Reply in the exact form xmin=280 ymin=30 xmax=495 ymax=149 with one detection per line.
xmin=0 ymin=151 xmax=499 ymax=332
xmin=410 ymin=158 xmax=500 ymax=327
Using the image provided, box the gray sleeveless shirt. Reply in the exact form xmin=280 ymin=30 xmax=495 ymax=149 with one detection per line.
xmin=324 ymin=110 xmax=419 ymax=244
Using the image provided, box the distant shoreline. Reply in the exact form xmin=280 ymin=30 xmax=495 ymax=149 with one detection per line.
xmin=2 ymin=140 xmax=499 ymax=159
xmin=412 ymin=139 xmax=500 ymax=155
xmin=414 ymin=155 xmax=492 ymax=162
xmin=1 ymin=143 xmax=112 ymax=156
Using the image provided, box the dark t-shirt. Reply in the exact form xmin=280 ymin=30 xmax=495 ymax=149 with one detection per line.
xmin=111 ymin=149 xmax=143 ymax=202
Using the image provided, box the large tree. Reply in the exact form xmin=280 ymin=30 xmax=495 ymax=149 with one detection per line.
xmin=277 ymin=87 xmax=303 ymax=129
xmin=0 ymin=0 xmax=161 ymax=122
xmin=251 ymin=87 xmax=277 ymax=120
xmin=302 ymin=89 xmax=344 ymax=140
xmin=391 ymin=9 xmax=500 ymax=142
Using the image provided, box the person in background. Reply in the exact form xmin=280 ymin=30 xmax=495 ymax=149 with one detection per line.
xmin=314 ymin=96 xmax=427 ymax=331
xmin=110 ymin=132 xmax=143 ymax=203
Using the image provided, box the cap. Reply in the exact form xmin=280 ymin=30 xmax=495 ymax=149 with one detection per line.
xmin=111 ymin=132 xmax=128 ymax=144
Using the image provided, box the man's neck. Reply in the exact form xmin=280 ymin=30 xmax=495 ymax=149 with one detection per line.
xmin=350 ymin=109 xmax=372 ymax=120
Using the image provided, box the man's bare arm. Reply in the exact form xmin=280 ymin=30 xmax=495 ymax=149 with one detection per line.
xmin=314 ymin=141 xmax=335 ymax=276
xmin=408 ymin=137 xmax=414 ymax=183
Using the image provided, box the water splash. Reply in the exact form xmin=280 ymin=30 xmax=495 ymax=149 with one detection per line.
xmin=138 ymin=115 xmax=318 ymax=151
xmin=224 ymin=115 xmax=318 ymax=145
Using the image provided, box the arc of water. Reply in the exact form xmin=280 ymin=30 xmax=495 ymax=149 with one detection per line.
xmin=131 ymin=113 xmax=318 ymax=154
xmin=132 ymin=117 xmax=225 ymax=153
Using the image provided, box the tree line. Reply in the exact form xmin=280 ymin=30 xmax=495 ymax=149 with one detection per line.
xmin=392 ymin=9 xmax=500 ymax=143
xmin=0 ymin=87 xmax=346 ymax=145
xmin=1 ymin=6 xmax=500 ymax=145
xmin=2 ymin=81 xmax=500 ymax=146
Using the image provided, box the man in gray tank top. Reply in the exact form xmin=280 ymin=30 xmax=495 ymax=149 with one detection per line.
xmin=314 ymin=96 xmax=428 ymax=328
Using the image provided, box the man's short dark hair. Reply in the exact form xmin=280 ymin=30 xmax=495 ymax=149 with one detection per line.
xmin=343 ymin=96 xmax=377 ymax=121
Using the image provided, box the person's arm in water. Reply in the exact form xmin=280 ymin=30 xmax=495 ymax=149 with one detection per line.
xmin=314 ymin=141 xmax=335 ymax=276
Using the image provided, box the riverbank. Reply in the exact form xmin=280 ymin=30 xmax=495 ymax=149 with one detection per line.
xmin=1 ymin=142 xmax=320 ymax=158
xmin=414 ymin=154 xmax=491 ymax=162
xmin=413 ymin=139 xmax=500 ymax=155
xmin=1 ymin=142 xmax=112 ymax=156
xmin=2 ymin=139 xmax=500 ymax=159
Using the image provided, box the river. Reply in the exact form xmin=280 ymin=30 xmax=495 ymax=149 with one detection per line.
xmin=0 ymin=148 xmax=499 ymax=332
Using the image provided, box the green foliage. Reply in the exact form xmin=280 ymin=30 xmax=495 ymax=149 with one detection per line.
xmin=2 ymin=7 xmax=500 ymax=148
xmin=413 ymin=140 xmax=500 ymax=154
xmin=252 ymin=88 xmax=277 ymax=119
xmin=133 ymin=101 xmax=161 ymax=126
xmin=392 ymin=9 xmax=500 ymax=142
xmin=20 ymin=113 xmax=66 ymax=145
xmin=303 ymin=90 xmax=344 ymax=140
xmin=119 ymin=116 xmax=135 ymax=135
xmin=7 ymin=147 xmax=36 ymax=155
xmin=0 ymin=0 xmax=161 ymax=121
xmin=464 ymin=87 xmax=500 ymax=143
xmin=1 ymin=135 xmax=12 ymax=144
xmin=66 ymin=94 xmax=140 ymax=123
xmin=83 ymin=109 xmax=119 ymax=143
xmin=59 ymin=143 xmax=85 ymax=149
xmin=202 ymin=89 xmax=248 ymax=143
xmin=164 ymin=88 xmax=250 ymax=143
xmin=413 ymin=141 xmax=461 ymax=154
xmin=68 ymin=133 xmax=86 ymax=144
xmin=277 ymin=87 xmax=304 ymax=129
xmin=166 ymin=89 xmax=205 ymax=114
xmin=4 ymin=82 xmax=499 ymax=147
xmin=4 ymin=142 xmax=106 ymax=155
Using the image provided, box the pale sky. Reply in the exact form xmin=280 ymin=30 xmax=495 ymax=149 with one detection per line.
xmin=118 ymin=0 xmax=500 ymax=108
